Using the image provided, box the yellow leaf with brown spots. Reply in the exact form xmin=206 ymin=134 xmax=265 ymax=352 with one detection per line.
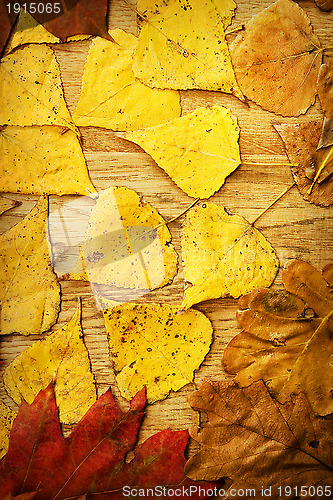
xmin=0 ymin=44 xmax=77 ymax=132
xmin=0 ymin=401 xmax=16 ymax=459
xmin=103 ymin=303 xmax=212 ymax=403
xmin=0 ymin=126 xmax=96 ymax=196
xmin=181 ymin=202 xmax=279 ymax=309
xmin=3 ymin=302 xmax=96 ymax=424
xmin=133 ymin=0 xmax=243 ymax=98
xmin=125 ymin=106 xmax=240 ymax=199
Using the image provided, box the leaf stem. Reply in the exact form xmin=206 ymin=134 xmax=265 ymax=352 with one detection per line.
xmin=165 ymin=198 xmax=200 ymax=225
xmin=307 ymin=145 xmax=333 ymax=194
xmin=225 ymin=24 xmax=244 ymax=35
xmin=251 ymin=182 xmax=296 ymax=226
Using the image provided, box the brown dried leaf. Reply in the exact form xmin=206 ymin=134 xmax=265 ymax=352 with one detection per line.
xmin=223 ymin=259 xmax=333 ymax=416
xmin=274 ymin=120 xmax=333 ymax=206
xmin=185 ymin=380 xmax=333 ymax=497
xmin=230 ymin=0 xmax=322 ymax=116
xmin=318 ymin=62 xmax=333 ymax=148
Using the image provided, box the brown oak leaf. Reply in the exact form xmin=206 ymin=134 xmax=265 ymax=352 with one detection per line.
xmin=223 ymin=259 xmax=333 ymax=416
xmin=185 ymin=380 xmax=333 ymax=498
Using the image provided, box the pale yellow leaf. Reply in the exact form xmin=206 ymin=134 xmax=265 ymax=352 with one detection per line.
xmin=0 ymin=196 xmax=60 ymax=335
xmin=181 ymin=202 xmax=279 ymax=309
xmin=0 ymin=44 xmax=77 ymax=132
xmin=133 ymin=0 xmax=243 ymax=98
xmin=73 ymin=29 xmax=181 ymax=130
xmin=125 ymin=106 xmax=241 ymax=199
xmin=104 ymin=303 xmax=212 ymax=403
xmin=0 ymin=126 xmax=96 ymax=196
xmin=3 ymin=302 xmax=96 ymax=424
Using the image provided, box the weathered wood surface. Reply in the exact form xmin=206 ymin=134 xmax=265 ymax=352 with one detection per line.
xmin=0 ymin=0 xmax=332 ymax=451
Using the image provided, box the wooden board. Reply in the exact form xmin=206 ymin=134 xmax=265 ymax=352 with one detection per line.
xmin=0 ymin=0 xmax=332 ymax=456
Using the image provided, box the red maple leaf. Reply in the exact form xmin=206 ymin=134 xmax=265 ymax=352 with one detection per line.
xmin=0 ymin=385 xmax=219 ymax=499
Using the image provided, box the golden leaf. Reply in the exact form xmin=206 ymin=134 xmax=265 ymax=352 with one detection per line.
xmin=181 ymin=202 xmax=279 ymax=309
xmin=125 ymin=106 xmax=240 ymax=199
xmin=0 ymin=44 xmax=77 ymax=132
xmin=186 ymin=380 xmax=333 ymax=491
xmin=133 ymin=0 xmax=243 ymax=98
xmin=274 ymin=121 xmax=333 ymax=206
xmin=73 ymin=29 xmax=181 ymax=130
xmin=3 ymin=302 xmax=96 ymax=424
xmin=230 ymin=0 xmax=322 ymax=116
xmin=103 ymin=303 xmax=212 ymax=403
xmin=0 ymin=126 xmax=96 ymax=196
xmin=0 ymin=196 xmax=60 ymax=336
xmin=0 ymin=401 xmax=16 ymax=459
xmin=223 ymin=259 xmax=333 ymax=416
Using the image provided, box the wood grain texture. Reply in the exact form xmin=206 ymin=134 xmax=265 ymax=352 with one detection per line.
xmin=0 ymin=0 xmax=332 ymax=456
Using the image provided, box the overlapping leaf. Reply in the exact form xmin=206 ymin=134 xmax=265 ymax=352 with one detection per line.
xmin=73 ymin=29 xmax=181 ymax=130
xmin=274 ymin=121 xmax=333 ymax=206
xmin=181 ymin=202 xmax=279 ymax=309
xmin=3 ymin=302 xmax=96 ymax=424
xmin=223 ymin=259 xmax=333 ymax=416
xmin=133 ymin=0 xmax=243 ymax=98
xmin=0 ymin=44 xmax=77 ymax=132
xmin=185 ymin=380 xmax=333 ymax=497
xmin=54 ymin=186 xmax=177 ymax=309
xmin=103 ymin=303 xmax=213 ymax=403
xmin=0 ymin=196 xmax=60 ymax=335
xmin=318 ymin=61 xmax=333 ymax=148
xmin=0 ymin=385 xmax=216 ymax=499
xmin=5 ymin=9 xmax=91 ymax=54
xmin=125 ymin=106 xmax=241 ymax=198
xmin=0 ymin=126 xmax=96 ymax=196
xmin=230 ymin=0 xmax=322 ymax=116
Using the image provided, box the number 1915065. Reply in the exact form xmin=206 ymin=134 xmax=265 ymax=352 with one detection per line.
xmin=278 ymin=485 xmax=332 ymax=497
xmin=5 ymin=2 xmax=61 ymax=14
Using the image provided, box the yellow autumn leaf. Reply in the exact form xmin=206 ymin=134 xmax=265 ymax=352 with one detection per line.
xmin=83 ymin=186 xmax=177 ymax=309
xmin=0 ymin=126 xmax=96 ymax=196
xmin=103 ymin=303 xmax=212 ymax=403
xmin=181 ymin=202 xmax=279 ymax=309
xmin=0 ymin=196 xmax=60 ymax=335
xmin=0 ymin=401 xmax=16 ymax=459
xmin=6 ymin=9 xmax=91 ymax=54
xmin=73 ymin=29 xmax=181 ymax=130
xmin=125 ymin=106 xmax=241 ymax=199
xmin=0 ymin=44 xmax=77 ymax=132
xmin=3 ymin=302 xmax=96 ymax=424
xmin=133 ymin=0 xmax=243 ymax=98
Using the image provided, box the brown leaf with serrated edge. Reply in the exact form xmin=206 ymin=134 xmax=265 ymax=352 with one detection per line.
xmin=230 ymin=0 xmax=322 ymax=116
xmin=185 ymin=380 xmax=333 ymax=498
xmin=223 ymin=259 xmax=333 ymax=416
xmin=274 ymin=120 xmax=333 ymax=206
